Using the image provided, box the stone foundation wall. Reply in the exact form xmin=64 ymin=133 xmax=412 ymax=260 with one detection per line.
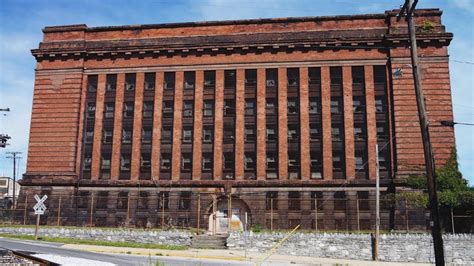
xmin=0 ymin=227 xmax=192 ymax=247
xmin=227 ymin=232 xmax=473 ymax=264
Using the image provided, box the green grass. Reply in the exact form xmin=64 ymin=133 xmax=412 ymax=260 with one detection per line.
xmin=0 ymin=233 xmax=187 ymax=250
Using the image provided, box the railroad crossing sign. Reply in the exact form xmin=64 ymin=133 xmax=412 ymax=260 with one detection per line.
xmin=33 ymin=195 xmax=47 ymax=215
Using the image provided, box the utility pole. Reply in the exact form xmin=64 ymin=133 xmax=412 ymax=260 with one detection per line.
xmin=6 ymin=151 xmax=22 ymax=209
xmin=398 ymin=1 xmax=445 ymax=265
xmin=374 ymin=144 xmax=380 ymax=261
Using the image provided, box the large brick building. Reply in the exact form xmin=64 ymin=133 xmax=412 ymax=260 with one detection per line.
xmin=20 ymin=8 xmax=455 ymax=229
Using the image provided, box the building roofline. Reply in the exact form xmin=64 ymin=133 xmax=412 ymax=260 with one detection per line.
xmin=42 ymin=8 xmax=442 ymax=33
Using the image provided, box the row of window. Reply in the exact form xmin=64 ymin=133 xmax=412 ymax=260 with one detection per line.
xmin=77 ymin=190 xmax=371 ymax=212
xmin=87 ymin=67 xmax=387 ymax=93
xmin=85 ymin=97 xmax=387 ymax=120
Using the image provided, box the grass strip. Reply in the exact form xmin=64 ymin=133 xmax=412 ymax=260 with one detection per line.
xmin=0 ymin=233 xmax=188 ymax=250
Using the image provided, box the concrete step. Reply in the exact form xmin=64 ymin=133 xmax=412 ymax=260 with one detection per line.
xmin=191 ymin=234 xmax=228 ymax=249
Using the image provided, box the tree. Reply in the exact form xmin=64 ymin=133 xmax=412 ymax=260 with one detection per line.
xmin=401 ymin=149 xmax=474 ymax=232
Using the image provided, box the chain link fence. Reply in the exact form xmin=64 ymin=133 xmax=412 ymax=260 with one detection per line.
xmin=1 ymin=191 xmax=472 ymax=233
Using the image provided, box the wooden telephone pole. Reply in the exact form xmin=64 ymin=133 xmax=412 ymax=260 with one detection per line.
xmin=398 ymin=1 xmax=445 ymax=265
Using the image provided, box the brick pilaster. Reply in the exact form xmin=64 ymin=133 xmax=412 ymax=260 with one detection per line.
xmin=213 ymin=70 xmax=224 ymax=180
xmin=151 ymin=72 xmax=164 ymax=180
xmin=192 ymin=71 xmax=204 ymax=180
xmin=299 ymin=67 xmax=310 ymax=180
xmin=277 ymin=68 xmax=288 ymax=180
xmin=171 ymin=71 xmax=184 ymax=181
xmin=91 ymin=74 xmax=106 ymax=180
xmin=343 ymin=66 xmax=355 ymax=179
xmin=111 ymin=73 xmax=125 ymax=180
xmin=75 ymin=73 xmax=88 ymax=176
xmin=256 ymin=68 xmax=267 ymax=180
xmin=235 ymin=69 xmax=245 ymax=180
xmin=365 ymin=66 xmax=377 ymax=180
xmin=131 ymin=73 xmax=144 ymax=180
xmin=321 ymin=67 xmax=333 ymax=180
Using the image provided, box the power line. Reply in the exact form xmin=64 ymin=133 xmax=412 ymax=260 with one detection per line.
xmin=451 ymin=59 xmax=474 ymax=65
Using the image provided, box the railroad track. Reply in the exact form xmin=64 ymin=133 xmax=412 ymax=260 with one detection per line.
xmin=0 ymin=247 xmax=60 ymax=265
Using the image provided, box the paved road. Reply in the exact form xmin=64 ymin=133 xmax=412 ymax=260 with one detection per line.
xmin=0 ymin=237 xmax=250 ymax=265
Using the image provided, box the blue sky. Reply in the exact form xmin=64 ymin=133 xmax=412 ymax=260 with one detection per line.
xmin=0 ymin=0 xmax=473 ymax=185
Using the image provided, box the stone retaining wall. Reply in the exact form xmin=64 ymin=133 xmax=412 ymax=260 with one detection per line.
xmin=0 ymin=227 xmax=192 ymax=247
xmin=227 ymin=232 xmax=473 ymax=264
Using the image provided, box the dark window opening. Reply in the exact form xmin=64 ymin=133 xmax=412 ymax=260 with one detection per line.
xmin=161 ymin=127 xmax=172 ymax=143
xmin=123 ymin=102 xmax=134 ymax=118
xmin=203 ymin=101 xmax=214 ymax=117
xmin=202 ymin=126 xmax=213 ymax=143
xmin=143 ymin=101 xmax=154 ymax=118
xmin=287 ymin=99 xmax=299 ymax=114
xmin=141 ymin=127 xmax=152 ymax=143
xmin=179 ymin=192 xmax=191 ymax=210
xmin=309 ymin=98 xmax=320 ymax=114
xmin=103 ymin=129 xmax=113 ymax=144
xmin=310 ymin=124 xmax=321 ymax=141
xmin=158 ymin=192 xmax=169 ymax=209
xmin=224 ymin=70 xmax=236 ymax=88
xmin=266 ymin=69 xmax=277 ymax=87
xmin=181 ymin=153 xmax=192 ymax=171
xmin=311 ymin=191 xmax=323 ymax=210
xmin=83 ymin=154 xmax=92 ymax=171
xmin=244 ymin=152 xmax=255 ymax=171
xmin=352 ymin=66 xmax=365 ymax=85
xmin=266 ymin=125 xmax=277 ymax=142
xmin=288 ymin=191 xmax=300 ymax=210
xmin=163 ymin=101 xmax=174 ymax=117
xmin=138 ymin=192 xmax=148 ymax=209
xmin=160 ymin=153 xmax=171 ymax=170
xmin=120 ymin=153 xmax=131 ymax=171
xmin=287 ymin=68 xmax=299 ymax=87
xmin=334 ymin=191 xmax=346 ymax=211
xmin=202 ymin=153 xmax=213 ymax=171
xmin=101 ymin=154 xmax=111 ymax=170
xmin=309 ymin=68 xmax=321 ymax=85
xmin=184 ymin=71 xmax=195 ymax=89
xmin=330 ymin=67 xmax=342 ymax=86
xmin=244 ymin=125 xmax=256 ymax=142
xmin=245 ymin=99 xmax=255 ymax=116
xmin=104 ymin=102 xmax=114 ymax=119
xmin=245 ymin=69 xmax=257 ymax=86
xmin=122 ymin=128 xmax=132 ymax=144
xmin=223 ymin=152 xmax=234 ymax=171
xmin=204 ymin=71 xmax=216 ymax=87
xmin=144 ymin=72 xmax=156 ymax=91
xmin=117 ymin=192 xmax=128 ymax=209
xmin=125 ymin=73 xmax=136 ymax=91
xmin=310 ymin=152 xmax=322 ymax=179
xmin=223 ymin=123 xmax=235 ymax=143
xmin=88 ymin=75 xmax=98 ymax=92
xmin=183 ymin=101 xmax=193 ymax=118
xmin=182 ymin=127 xmax=193 ymax=143
xmin=141 ymin=152 xmax=151 ymax=172
xmin=87 ymin=103 xmax=96 ymax=118
xmin=266 ymin=98 xmax=277 ymax=114
xmin=288 ymin=124 xmax=299 ymax=142
xmin=330 ymin=98 xmax=341 ymax=114
xmin=106 ymin=74 xmax=117 ymax=91
xmin=164 ymin=72 xmax=175 ymax=90
xmin=224 ymin=99 xmax=235 ymax=116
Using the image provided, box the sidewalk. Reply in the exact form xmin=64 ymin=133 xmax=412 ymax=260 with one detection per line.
xmin=62 ymin=243 xmax=431 ymax=265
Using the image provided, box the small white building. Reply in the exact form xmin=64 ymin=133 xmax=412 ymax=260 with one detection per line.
xmin=0 ymin=177 xmax=20 ymax=208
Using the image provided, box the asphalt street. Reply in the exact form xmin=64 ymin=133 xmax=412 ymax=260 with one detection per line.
xmin=0 ymin=237 xmax=251 ymax=266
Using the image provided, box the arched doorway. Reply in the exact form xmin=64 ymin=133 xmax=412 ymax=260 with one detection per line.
xmin=207 ymin=195 xmax=251 ymax=234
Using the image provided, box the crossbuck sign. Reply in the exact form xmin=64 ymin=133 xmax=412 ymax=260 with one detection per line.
xmin=33 ymin=195 xmax=48 ymax=215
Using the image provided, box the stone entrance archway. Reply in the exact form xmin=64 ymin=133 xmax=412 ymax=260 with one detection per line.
xmin=207 ymin=196 xmax=251 ymax=234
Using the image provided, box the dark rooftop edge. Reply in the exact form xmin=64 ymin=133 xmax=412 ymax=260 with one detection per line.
xmin=42 ymin=8 xmax=442 ymax=33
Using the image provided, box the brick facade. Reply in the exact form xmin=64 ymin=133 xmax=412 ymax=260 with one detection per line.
xmin=20 ymin=8 xmax=454 ymax=229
